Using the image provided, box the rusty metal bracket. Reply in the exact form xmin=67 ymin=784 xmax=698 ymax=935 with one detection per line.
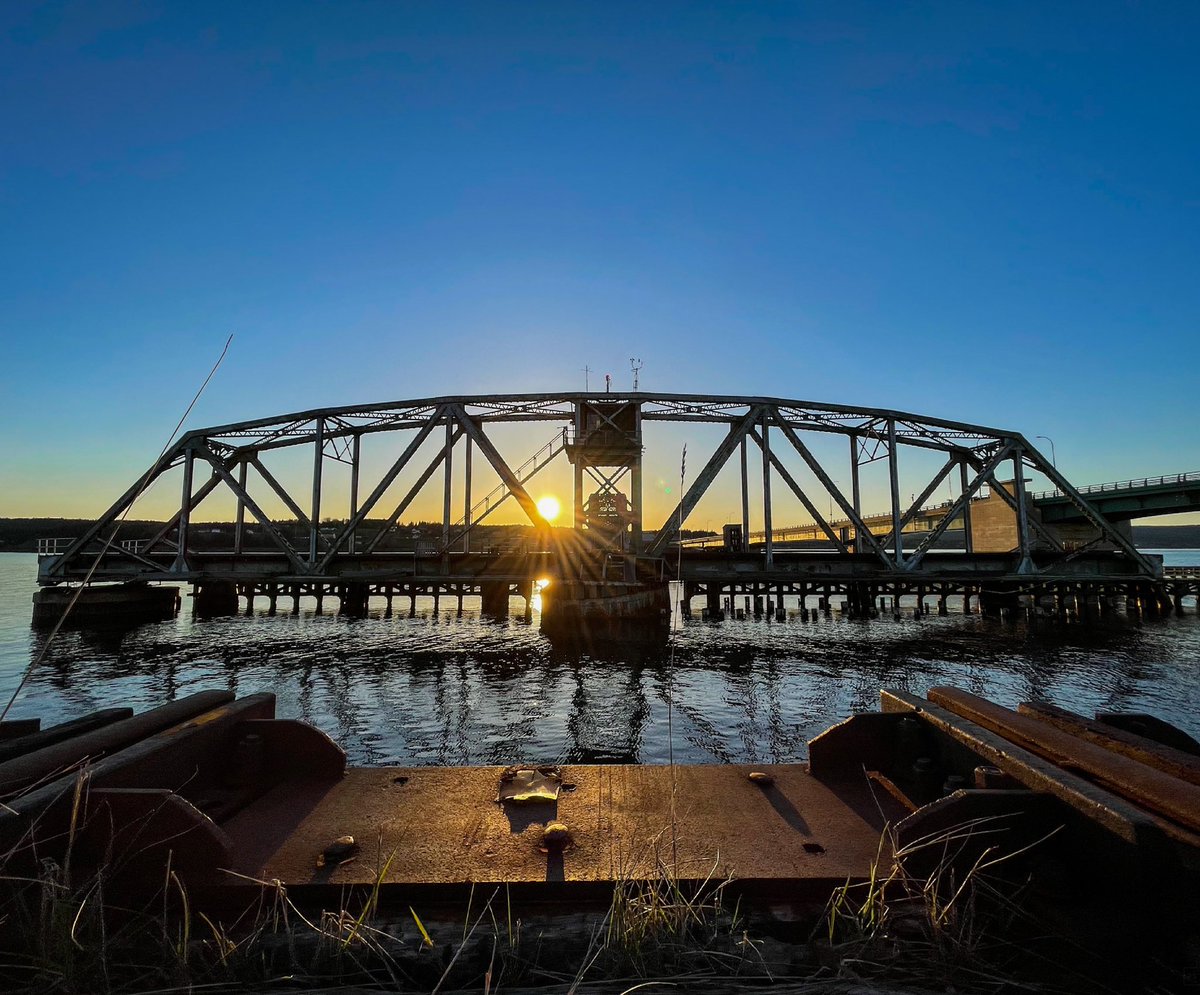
xmin=1019 ymin=701 xmax=1200 ymax=788
xmin=879 ymin=689 xmax=1180 ymax=848
xmin=928 ymin=687 xmax=1200 ymax=835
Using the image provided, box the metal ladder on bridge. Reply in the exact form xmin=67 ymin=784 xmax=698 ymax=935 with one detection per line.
xmin=443 ymin=428 xmax=569 ymax=548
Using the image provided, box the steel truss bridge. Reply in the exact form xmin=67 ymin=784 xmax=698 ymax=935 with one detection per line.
xmin=38 ymin=392 xmax=1173 ymax=619
xmin=680 ymin=470 xmax=1200 ymax=549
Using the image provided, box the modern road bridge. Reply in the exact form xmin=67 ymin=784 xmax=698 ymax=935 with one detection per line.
xmin=683 ymin=470 xmax=1200 ymax=549
xmin=1033 ymin=471 xmax=1200 ymax=523
xmin=36 ymin=392 xmax=1174 ymax=622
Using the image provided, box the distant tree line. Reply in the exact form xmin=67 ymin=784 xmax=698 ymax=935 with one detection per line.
xmin=0 ymin=518 xmax=722 ymax=553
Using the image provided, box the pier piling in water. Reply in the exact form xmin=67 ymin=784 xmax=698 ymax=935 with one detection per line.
xmin=338 ymin=583 xmax=369 ymax=618
xmin=194 ymin=581 xmax=238 ymax=617
xmin=31 ymin=583 xmax=181 ymax=628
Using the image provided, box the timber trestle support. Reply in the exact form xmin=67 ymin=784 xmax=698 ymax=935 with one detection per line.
xmin=223 ymin=578 xmax=535 ymax=619
xmin=681 ymin=577 xmax=1193 ymax=623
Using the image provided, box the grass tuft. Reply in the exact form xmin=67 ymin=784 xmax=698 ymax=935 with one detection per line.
xmin=0 ymin=787 xmax=1187 ymax=994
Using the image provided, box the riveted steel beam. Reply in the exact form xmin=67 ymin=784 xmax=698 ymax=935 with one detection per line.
xmin=905 ymin=444 xmax=1014 ymax=570
xmin=748 ymin=425 xmax=848 ymax=555
xmin=646 ymin=407 xmax=764 ymax=558
xmin=40 ymin=391 xmax=1162 ymax=584
xmin=192 ymin=446 xmax=307 ymax=574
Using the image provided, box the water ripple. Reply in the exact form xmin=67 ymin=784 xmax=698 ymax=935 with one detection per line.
xmin=3 ymin=553 xmax=1198 ymax=765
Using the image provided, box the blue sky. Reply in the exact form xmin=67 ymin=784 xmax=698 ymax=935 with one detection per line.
xmin=1 ymin=1 xmax=1197 ymax=525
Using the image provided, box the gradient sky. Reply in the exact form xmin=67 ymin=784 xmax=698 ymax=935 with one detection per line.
xmin=2 ymin=2 xmax=1198 ymax=527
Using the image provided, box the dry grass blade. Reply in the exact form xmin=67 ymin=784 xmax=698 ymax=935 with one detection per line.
xmin=410 ymin=905 xmax=434 ymax=948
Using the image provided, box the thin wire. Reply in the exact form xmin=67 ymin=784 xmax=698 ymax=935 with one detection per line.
xmin=667 ymin=443 xmax=686 ymax=873
xmin=0 ymin=334 xmax=234 ymax=723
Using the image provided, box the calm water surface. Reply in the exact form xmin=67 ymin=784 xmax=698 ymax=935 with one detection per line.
xmin=2 ymin=552 xmax=1198 ymax=765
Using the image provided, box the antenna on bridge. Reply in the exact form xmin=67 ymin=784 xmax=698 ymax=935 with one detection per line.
xmin=630 ymin=357 xmax=643 ymax=390
xmin=583 ymin=365 xmax=591 ymax=391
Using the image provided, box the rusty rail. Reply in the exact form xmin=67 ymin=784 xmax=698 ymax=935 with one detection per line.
xmin=927 ymin=687 xmax=1200 ymax=835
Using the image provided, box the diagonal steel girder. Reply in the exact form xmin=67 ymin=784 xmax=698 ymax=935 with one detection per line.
xmin=139 ymin=467 xmax=225 ymax=555
xmin=317 ymin=407 xmax=446 ymax=565
xmin=361 ymin=424 xmax=465 ymax=556
xmin=41 ymin=391 xmax=1163 ymax=584
xmin=447 ymin=404 xmax=545 ymax=527
xmin=246 ymin=454 xmax=323 ymax=550
xmin=42 ymin=450 xmax=181 ymax=579
xmin=770 ymin=419 xmax=893 ymax=567
xmin=876 ymin=456 xmax=958 ymax=557
xmin=905 ymin=445 xmax=1015 ymax=570
xmin=439 ymin=434 xmax=565 ymax=553
xmin=192 ymin=443 xmax=308 ymax=574
xmin=747 ymin=426 xmax=849 ymax=555
xmin=645 ymin=406 xmax=765 ymax=558
xmin=1011 ymin=437 xmax=1157 ymax=576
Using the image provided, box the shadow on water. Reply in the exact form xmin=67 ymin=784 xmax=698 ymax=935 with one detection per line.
xmin=542 ymin=623 xmax=671 ymax=662
xmin=2 ymin=555 xmax=1198 ymax=767
xmin=29 ymin=620 xmax=146 ymax=656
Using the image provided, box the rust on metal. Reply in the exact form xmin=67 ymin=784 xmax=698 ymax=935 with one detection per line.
xmin=927 ymin=687 xmax=1200 ymax=835
xmin=5 ymin=689 xmax=1200 ymax=908
xmin=880 ymin=688 xmax=1171 ymax=846
xmin=219 ymin=763 xmax=900 ymax=894
xmin=1018 ymin=700 xmax=1200 ymax=787
xmin=0 ymin=690 xmax=235 ymax=797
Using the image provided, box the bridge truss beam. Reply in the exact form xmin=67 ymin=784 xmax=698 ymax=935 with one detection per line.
xmin=39 ymin=392 xmax=1159 ymax=586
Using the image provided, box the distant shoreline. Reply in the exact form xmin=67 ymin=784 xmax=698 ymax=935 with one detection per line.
xmin=2 ymin=517 xmax=1198 ymax=553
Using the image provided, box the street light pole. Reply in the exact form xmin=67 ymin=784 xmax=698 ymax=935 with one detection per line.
xmin=1035 ymin=435 xmax=1057 ymax=470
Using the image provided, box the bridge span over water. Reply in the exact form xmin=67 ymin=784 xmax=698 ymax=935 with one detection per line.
xmin=681 ymin=470 xmax=1200 ymax=549
xmin=35 ymin=392 xmax=1193 ymax=623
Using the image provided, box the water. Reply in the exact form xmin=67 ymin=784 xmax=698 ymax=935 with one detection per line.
xmin=2 ymin=551 xmax=1198 ymax=765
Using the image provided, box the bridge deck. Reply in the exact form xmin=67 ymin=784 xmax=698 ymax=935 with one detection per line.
xmin=38 ymin=547 xmax=1160 ymax=588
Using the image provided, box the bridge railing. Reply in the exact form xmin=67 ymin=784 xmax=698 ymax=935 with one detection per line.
xmin=680 ymin=496 xmax=969 ymax=547
xmin=1032 ymin=471 xmax=1200 ymax=501
xmin=37 ymin=537 xmax=170 ymax=558
xmin=1165 ymin=567 xmax=1200 ymax=582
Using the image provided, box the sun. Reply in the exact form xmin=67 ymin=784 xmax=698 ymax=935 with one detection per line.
xmin=536 ymin=495 xmax=561 ymax=522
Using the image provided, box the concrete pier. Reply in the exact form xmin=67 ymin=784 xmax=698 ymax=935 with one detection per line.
xmin=194 ymin=580 xmax=239 ymax=617
xmin=480 ymin=582 xmax=511 ymax=617
xmin=338 ymin=582 xmax=369 ymax=618
xmin=31 ymin=583 xmax=180 ymax=628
